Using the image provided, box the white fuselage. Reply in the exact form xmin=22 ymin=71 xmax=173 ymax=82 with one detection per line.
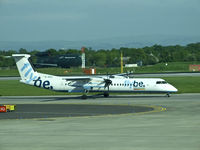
xmin=23 ymin=73 xmax=177 ymax=94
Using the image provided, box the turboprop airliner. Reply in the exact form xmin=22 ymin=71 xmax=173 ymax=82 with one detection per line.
xmin=12 ymin=54 xmax=178 ymax=99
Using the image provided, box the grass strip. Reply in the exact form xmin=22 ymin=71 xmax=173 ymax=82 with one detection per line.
xmin=0 ymin=76 xmax=200 ymax=96
xmin=1 ymin=61 xmax=200 ymax=77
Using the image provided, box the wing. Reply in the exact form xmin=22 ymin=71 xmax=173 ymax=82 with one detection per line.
xmin=62 ymin=77 xmax=91 ymax=87
xmin=62 ymin=76 xmax=109 ymax=90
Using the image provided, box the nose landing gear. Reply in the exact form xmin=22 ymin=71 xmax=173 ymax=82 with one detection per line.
xmin=166 ymin=93 xmax=171 ymax=97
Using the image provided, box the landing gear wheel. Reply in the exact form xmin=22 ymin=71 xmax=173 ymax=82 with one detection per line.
xmin=81 ymin=94 xmax=87 ymax=99
xmin=166 ymin=93 xmax=170 ymax=97
xmin=104 ymin=92 xmax=109 ymax=98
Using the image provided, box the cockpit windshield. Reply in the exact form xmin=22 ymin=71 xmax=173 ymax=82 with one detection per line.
xmin=156 ymin=81 xmax=167 ymax=84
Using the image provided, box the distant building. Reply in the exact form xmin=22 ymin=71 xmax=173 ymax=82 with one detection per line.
xmin=125 ymin=64 xmax=138 ymax=68
xmin=189 ymin=65 xmax=200 ymax=72
xmin=35 ymin=52 xmax=81 ymax=68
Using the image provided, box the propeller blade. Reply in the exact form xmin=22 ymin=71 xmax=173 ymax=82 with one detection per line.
xmin=104 ymin=79 xmax=112 ymax=91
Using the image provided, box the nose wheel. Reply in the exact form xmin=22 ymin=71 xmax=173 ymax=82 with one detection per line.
xmin=166 ymin=93 xmax=170 ymax=97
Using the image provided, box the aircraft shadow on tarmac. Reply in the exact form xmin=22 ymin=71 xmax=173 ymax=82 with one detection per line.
xmin=41 ymin=94 xmax=168 ymax=102
xmin=0 ymin=95 xmax=169 ymax=102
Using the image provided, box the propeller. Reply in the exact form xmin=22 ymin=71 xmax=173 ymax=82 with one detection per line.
xmin=104 ymin=78 xmax=112 ymax=91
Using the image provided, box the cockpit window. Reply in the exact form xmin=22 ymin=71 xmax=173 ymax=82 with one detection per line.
xmin=156 ymin=81 xmax=167 ymax=84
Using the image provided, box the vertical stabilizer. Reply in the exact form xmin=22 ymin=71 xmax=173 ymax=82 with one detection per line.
xmin=12 ymin=54 xmax=38 ymax=84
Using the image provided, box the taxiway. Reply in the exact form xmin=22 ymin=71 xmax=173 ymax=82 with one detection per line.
xmin=0 ymin=94 xmax=200 ymax=150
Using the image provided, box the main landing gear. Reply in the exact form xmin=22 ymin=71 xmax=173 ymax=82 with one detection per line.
xmin=81 ymin=94 xmax=88 ymax=99
xmin=81 ymin=90 xmax=88 ymax=99
xmin=103 ymin=92 xmax=109 ymax=98
xmin=81 ymin=91 xmax=110 ymax=99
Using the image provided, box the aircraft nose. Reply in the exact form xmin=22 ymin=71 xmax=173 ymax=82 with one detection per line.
xmin=170 ymin=85 xmax=178 ymax=92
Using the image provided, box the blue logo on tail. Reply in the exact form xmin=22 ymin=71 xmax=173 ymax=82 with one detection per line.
xmin=21 ymin=63 xmax=38 ymax=84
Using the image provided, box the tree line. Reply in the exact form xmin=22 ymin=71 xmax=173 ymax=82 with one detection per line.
xmin=0 ymin=42 xmax=200 ymax=68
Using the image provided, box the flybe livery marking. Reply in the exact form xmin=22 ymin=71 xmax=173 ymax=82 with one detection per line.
xmin=26 ymin=73 xmax=38 ymax=84
xmin=25 ymin=68 xmax=32 ymax=77
xmin=134 ymin=88 xmax=146 ymax=91
xmin=21 ymin=63 xmax=38 ymax=84
xmin=20 ymin=63 xmax=30 ymax=72
xmin=34 ymin=77 xmax=53 ymax=89
xmin=124 ymin=80 xmax=145 ymax=88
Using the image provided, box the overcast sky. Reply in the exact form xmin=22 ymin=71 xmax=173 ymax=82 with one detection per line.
xmin=0 ymin=0 xmax=200 ymax=41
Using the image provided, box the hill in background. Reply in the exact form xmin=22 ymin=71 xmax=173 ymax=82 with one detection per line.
xmin=0 ymin=35 xmax=200 ymax=51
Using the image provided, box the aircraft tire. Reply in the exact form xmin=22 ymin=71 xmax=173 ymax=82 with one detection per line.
xmin=166 ymin=93 xmax=170 ymax=97
xmin=104 ymin=92 xmax=109 ymax=98
xmin=81 ymin=94 xmax=87 ymax=99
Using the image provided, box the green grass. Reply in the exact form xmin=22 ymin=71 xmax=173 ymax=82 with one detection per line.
xmin=162 ymin=77 xmax=200 ymax=93
xmin=0 ymin=80 xmax=68 ymax=96
xmin=0 ymin=76 xmax=200 ymax=96
xmin=0 ymin=69 xmax=19 ymax=76
xmin=134 ymin=61 xmax=200 ymax=73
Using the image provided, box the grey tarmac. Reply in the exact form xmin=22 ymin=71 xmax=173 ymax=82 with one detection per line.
xmin=0 ymin=77 xmax=20 ymax=80
xmin=0 ymin=104 xmax=154 ymax=119
xmin=0 ymin=93 xmax=200 ymax=150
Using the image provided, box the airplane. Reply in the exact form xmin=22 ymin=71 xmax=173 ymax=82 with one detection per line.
xmin=12 ymin=54 xmax=178 ymax=99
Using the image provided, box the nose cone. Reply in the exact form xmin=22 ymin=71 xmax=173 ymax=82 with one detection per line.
xmin=170 ymin=85 xmax=178 ymax=92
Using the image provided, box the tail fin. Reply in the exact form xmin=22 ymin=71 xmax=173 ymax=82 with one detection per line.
xmin=12 ymin=54 xmax=38 ymax=84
